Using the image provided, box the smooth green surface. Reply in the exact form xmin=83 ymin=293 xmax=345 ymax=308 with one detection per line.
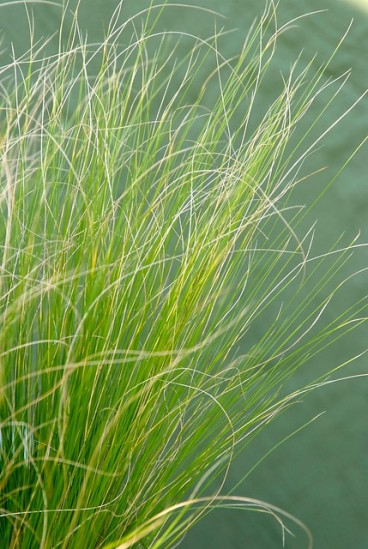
xmin=0 ymin=1 xmax=367 ymax=547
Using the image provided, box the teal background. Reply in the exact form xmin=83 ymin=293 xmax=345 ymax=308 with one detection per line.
xmin=1 ymin=0 xmax=367 ymax=547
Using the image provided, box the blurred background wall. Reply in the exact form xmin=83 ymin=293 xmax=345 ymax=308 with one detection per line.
xmin=0 ymin=0 xmax=366 ymax=547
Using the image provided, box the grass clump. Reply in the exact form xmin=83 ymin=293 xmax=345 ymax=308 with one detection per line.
xmin=0 ymin=1 xmax=367 ymax=547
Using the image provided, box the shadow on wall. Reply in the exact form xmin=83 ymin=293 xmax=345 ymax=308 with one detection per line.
xmin=0 ymin=1 xmax=367 ymax=548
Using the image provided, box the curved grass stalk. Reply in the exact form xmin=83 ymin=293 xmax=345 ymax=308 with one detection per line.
xmin=0 ymin=1 xmax=367 ymax=547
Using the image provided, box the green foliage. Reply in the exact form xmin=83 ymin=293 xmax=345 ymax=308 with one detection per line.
xmin=0 ymin=2 xmax=366 ymax=547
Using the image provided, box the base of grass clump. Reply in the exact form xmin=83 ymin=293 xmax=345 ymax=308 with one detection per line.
xmin=0 ymin=1 xmax=367 ymax=547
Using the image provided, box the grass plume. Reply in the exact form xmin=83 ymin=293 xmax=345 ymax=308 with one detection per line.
xmin=0 ymin=1 xmax=367 ymax=547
